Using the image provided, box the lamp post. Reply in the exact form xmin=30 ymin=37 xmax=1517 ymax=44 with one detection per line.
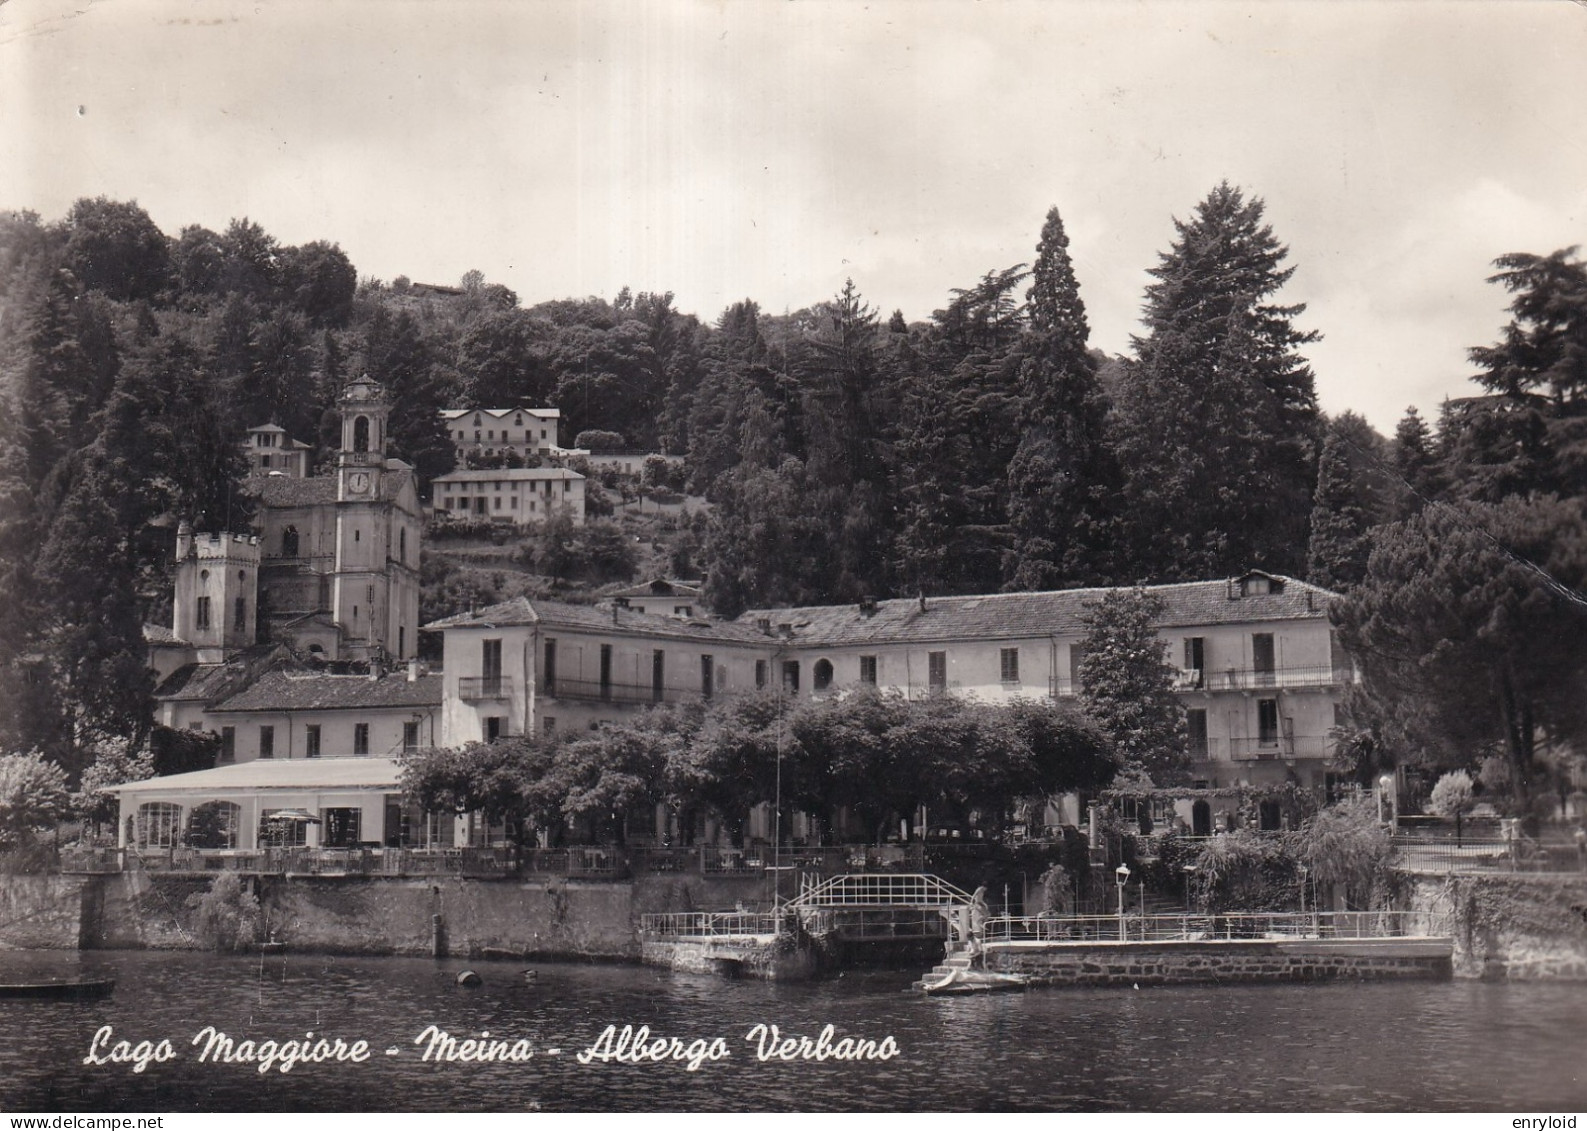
xmin=1378 ymin=773 xmax=1397 ymax=828
xmin=1115 ymin=863 xmax=1131 ymax=942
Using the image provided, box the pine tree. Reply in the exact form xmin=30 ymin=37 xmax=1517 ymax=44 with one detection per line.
xmin=1392 ymin=405 xmax=1442 ymax=517
xmin=1076 ymin=588 xmax=1187 ymax=784
xmin=1115 ymin=183 xmax=1321 ymax=580
xmin=1004 ymin=207 xmax=1120 ymax=590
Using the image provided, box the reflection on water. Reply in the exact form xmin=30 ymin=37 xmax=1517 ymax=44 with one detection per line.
xmin=1 ymin=949 xmax=1584 ymax=1112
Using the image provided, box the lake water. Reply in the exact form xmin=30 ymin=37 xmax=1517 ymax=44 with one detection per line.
xmin=1 ymin=949 xmax=1583 ymax=1112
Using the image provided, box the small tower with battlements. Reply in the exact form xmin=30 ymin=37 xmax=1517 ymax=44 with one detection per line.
xmin=172 ymin=521 xmax=261 ymax=662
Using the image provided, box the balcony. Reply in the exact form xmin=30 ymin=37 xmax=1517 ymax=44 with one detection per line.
xmin=1191 ymin=665 xmax=1358 ymax=692
xmin=1192 ymin=735 xmax=1334 ymax=762
xmin=457 ymin=676 xmax=509 ymax=701
xmin=905 ymin=681 xmax=961 ymax=701
xmin=541 ymin=676 xmax=703 ymax=707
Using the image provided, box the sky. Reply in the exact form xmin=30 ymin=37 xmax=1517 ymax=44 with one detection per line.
xmin=2 ymin=0 xmax=1585 ymax=433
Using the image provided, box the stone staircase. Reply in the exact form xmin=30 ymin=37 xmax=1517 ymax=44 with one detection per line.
xmin=911 ymin=948 xmax=975 ymax=991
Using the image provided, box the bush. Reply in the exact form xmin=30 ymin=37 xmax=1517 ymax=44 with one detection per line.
xmin=187 ymin=873 xmax=263 ymax=952
xmin=574 ymin=430 xmax=625 ymax=453
xmin=0 ymin=751 xmax=71 ymax=851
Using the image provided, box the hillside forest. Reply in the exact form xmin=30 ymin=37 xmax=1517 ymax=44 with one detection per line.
xmin=1 ymin=188 xmax=1586 ymax=821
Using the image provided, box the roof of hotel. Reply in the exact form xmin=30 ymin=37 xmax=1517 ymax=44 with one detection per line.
xmin=736 ymin=574 xmax=1336 ymax=647
xmin=606 ymin=578 xmax=703 ymax=600
xmin=432 ymin=468 xmax=584 ymax=483
xmin=424 ymin=596 xmax=772 ymax=643
xmin=210 ymin=670 xmax=443 ymax=713
xmin=111 ymin=757 xmax=404 ymax=795
xmin=441 ymin=407 xmax=561 ymax=421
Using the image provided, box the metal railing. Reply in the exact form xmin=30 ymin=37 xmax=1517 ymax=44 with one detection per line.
xmin=983 ymin=910 xmax=1427 ymax=944
xmin=457 ymin=676 xmax=509 ymax=700
xmin=1391 ymin=837 xmax=1585 ymax=874
xmin=640 ymin=910 xmax=788 ymax=939
xmin=541 ymin=676 xmax=704 ymax=706
xmin=793 ymin=872 xmax=973 ymax=910
xmin=1199 ymin=665 xmax=1358 ymax=690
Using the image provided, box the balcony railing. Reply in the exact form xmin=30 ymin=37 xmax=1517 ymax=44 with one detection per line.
xmin=458 ymin=676 xmax=509 ymax=701
xmin=540 ymin=676 xmax=704 ymax=706
xmin=1192 ymin=665 xmax=1358 ymax=691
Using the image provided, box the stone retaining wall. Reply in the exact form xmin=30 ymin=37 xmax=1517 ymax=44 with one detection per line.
xmin=1405 ymin=872 xmax=1587 ymax=981
xmin=986 ymin=938 xmax=1453 ymax=987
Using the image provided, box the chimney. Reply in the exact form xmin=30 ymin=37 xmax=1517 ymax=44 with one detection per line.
xmin=918 ymin=592 xmax=927 ymax=613
xmin=858 ymin=595 xmax=877 ymax=617
xmin=176 ymin=520 xmax=193 ymax=561
xmin=408 ymin=658 xmax=420 ymax=682
xmin=756 ymin=618 xmax=772 ymax=636
xmin=368 ymin=659 xmax=383 ymax=681
xmin=778 ymin=623 xmax=794 ymax=640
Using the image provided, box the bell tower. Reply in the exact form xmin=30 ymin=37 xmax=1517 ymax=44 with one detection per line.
xmin=332 ymin=377 xmax=392 ymax=660
xmin=337 ymin=376 xmax=390 ymax=501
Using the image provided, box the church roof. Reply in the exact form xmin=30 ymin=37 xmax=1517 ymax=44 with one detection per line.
xmin=252 ymin=476 xmax=338 ymax=507
xmin=143 ymin=623 xmax=189 ymax=646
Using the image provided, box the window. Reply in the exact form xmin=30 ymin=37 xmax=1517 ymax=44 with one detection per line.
xmin=305 ymin=724 xmax=321 ymax=758
xmin=700 ymin=655 xmax=714 ymax=699
xmin=652 ymin=650 xmax=665 ymax=704
xmin=353 ymin=723 xmax=369 ymax=756
xmin=1258 ymin=699 xmax=1279 ymax=746
xmin=1252 ymin=633 xmax=1275 ymax=685
xmin=220 ymin=726 xmax=235 ymax=763
xmin=486 ymin=716 xmax=503 ymax=742
xmin=600 ymin=644 xmax=613 ymax=701
xmin=782 ymin=660 xmax=800 ymax=693
xmin=403 ymin=721 xmax=419 ymax=752
xmin=353 ymin=415 xmax=370 ymax=452
xmin=674 ymin=605 xmax=693 ymax=618
xmin=234 ymin=596 xmax=247 ymax=632
xmin=1000 ymin=648 xmax=1019 ymax=684
xmin=1187 ymin=709 xmax=1208 ymax=757
xmin=928 ymin=651 xmax=947 ymax=692
xmin=195 ymin=596 xmax=211 ymax=630
xmin=322 ymin=808 xmax=361 ymax=848
xmin=543 ymin=639 xmax=557 ymax=694
xmin=1183 ymin=637 xmax=1205 ymax=686
xmin=511 ymin=496 xmax=518 ymax=509
xmin=399 ymin=626 xmax=406 ymax=656
xmin=482 ymin=638 xmax=502 ymax=696
xmin=755 ymin=660 xmax=768 ymax=689
xmin=399 ymin=528 xmax=406 ymax=562
xmin=260 ymin=809 xmax=306 ymax=848
xmin=259 ymin=725 xmax=274 ymax=759
xmin=282 ymin=526 xmax=299 ymax=557
xmin=1068 ymin=644 xmax=1086 ymax=694
xmin=813 ymin=659 xmax=834 ymax=691
xmin=136 ymin=803 xmax=183 ymax=849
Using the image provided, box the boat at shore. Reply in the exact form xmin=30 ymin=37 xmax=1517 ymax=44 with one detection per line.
xmin=917 ymin=966 xmax=1028 ymax=995
xmin=0 ymin=978 xmax=116 ymax=1001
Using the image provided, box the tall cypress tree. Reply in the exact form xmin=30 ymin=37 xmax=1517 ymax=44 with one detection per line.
xmin=1003 ymin=207 xmax=1120 ymax=590
xmin=1306 ymin=426 xmax=1372 ymax=590
xmin=1115 ymin=183 xmax=1321 ymax=580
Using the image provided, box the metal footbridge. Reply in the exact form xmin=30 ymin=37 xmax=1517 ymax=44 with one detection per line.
xmin=789 ymin=873 xmax=974 ymax=943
